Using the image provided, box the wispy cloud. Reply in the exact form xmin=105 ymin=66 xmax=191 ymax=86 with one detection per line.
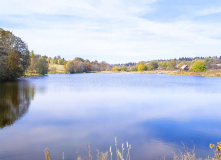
xmin=1 ymin=0 xmax=221 ymax=63
xmin=195 ymin=7 xmax=221 ymax=16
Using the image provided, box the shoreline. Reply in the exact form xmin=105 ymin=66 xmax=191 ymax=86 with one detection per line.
xmin=48 ymin=64 xmax=221 ymax=77
xmin=23 ymin=69 xmax=221 ymax=78
xmin=99 ymin=69 xmax=221 ymax=77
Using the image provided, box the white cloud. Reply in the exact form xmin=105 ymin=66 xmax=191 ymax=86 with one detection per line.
xmin=1 ymin=0 xmax=221 ymax=63
xmin=196 ymin=7 xmax=221 ymax=16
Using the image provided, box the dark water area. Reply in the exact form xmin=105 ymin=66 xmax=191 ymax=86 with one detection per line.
xmin=0 ymin=73 xmax=221 ymax=160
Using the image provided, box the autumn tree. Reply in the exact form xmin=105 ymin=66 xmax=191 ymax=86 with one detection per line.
xmin=158 ymin=61 xmax=169 ymax=70
xmin=178 ymin=60 xmax=187 ymax=69
xmin=35 ymin=57 xmax=49 ymax=75
xmin=65 ymin=58 xmax=111 ymax=73
xmin=112 ymin=67 xmax=120 ymax=72
xmin=170 ymin=59 xmax=176 ymax=70
xmin=150 ymin=61 xmax=158 ymax=69
xmin=191 ymin=60 xmax=207 ymax=72
xmin=137 ymin=62 xmax=147 ymax=71
xmin=0 ymin=28 xmax=29 ymax=81
xmin=121 ymin=65 xmax=127 ymax=71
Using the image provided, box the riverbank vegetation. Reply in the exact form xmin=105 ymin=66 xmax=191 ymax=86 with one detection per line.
xmin=0 ymin=28 xmax=30 ymax=81
xmin=1 ymin=27 xmax=221 ymax=81
xmin=44 ymin=141 xmax=221 ymax=160
xmin=111 ymin=56 xmax=221 ymax=77
xmin=44 ymin=140 xmax=221 ymax=160
xmin=44 ymin=137 xmax=132 ymax=160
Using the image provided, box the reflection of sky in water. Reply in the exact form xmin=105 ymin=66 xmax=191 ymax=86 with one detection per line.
xmin=0 ymin=74 xmax=221 ymax=160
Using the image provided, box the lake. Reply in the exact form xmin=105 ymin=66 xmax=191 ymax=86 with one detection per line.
xmin=0 ymin=73 xmax=221 ymax=160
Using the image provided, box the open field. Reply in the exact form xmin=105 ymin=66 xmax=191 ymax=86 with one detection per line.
xmin=158 ymin=69 xmax=221 ymax=77
xmin=102 ymin=69 xmax=221 ymax=77
xmin=48 ymin=64 xmax=67 ymax=74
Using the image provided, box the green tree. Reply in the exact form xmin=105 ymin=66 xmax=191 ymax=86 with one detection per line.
xmin=0 ymin=28 xmax=29 ymax=81
xmin=7 ymin=53 xmax=22 ymax=79
xmin=35 ymin=57 xmax=49 ymax=75
xmin=121 ymin=65 xmax=127 ymax=71
xmin=159 ymin=61 xmax=169 ymax=69
xmin=147 ymin=65 xmax=154 ymax=71
xmin=178 ymin=60 xmax=187 ymax=69
xmin=170 ymin=59 xmax=176 ymax=70
xmin=131 ymin=67 xmax=138 ymax=71
xmin=112 ymin=67 xmax=119 ymax=72
xmin=137 ymin=62 xmax=147 ymax=71
xmin=150 ymin=61 xmax=158 ymax=69
xmin=28 ymin=51 xmax=37 ymax=72
xmin=191 ymin=60 xmax=207 ymax=72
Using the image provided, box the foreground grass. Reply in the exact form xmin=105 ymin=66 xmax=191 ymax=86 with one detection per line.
xmin=45 ymin=137 xmax=131 ymax=160
xmin=44 ymin=139 xmax=221 ymax=160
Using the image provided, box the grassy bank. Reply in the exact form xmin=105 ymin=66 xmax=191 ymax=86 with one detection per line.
xmin=48 ymin=64 xmax=68 ymax=74
xmin=105 ymin=69 xmax=221 ymax=77
xmin=23 ymin=72 xmax=42 ymax=77
xmin=32 ymin=64 xmax=221 ymax=77
xmin=159 ymin=69 xmax=221 ymax=77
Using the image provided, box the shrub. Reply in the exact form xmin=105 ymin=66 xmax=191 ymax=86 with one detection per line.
xmin=191 ymin=60 xmax=207 ymax=72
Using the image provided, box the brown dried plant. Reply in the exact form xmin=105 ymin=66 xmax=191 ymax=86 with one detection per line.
xmin=44 ymin=137 xmax=131 ymax=160
xmin=44 ymin=148 xmax=50 ymax=160
xmin=208 ymin=142 xmax=221 ymax=160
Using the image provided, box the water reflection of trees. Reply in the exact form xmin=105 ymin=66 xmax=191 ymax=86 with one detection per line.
xmin=0 ymin=81 xmax=35 ymax=128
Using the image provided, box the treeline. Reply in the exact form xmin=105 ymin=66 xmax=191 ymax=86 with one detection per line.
xmin=1 ymin=27 xmax=221 ymax=81
xmin=65 ymin=57 xmax=111 ymax=73
xmin=47 ymin=55 xmax=68 ymax=65
xmin=113 ymin=56 xmax=221 ymax=72
xmin=0 ymin=28 xmax=112 ymax=81
xmin=27 ymin=51 xmax=48 ymax=75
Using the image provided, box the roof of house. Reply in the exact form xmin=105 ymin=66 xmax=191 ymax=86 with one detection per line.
xmin=180 ymin=65 xmax=188 ymax=69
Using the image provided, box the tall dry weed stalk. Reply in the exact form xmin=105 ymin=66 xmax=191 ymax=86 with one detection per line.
xmin=44 ymin=148 xmax=50 ymax=160
xmin=208 ymin=142 xmax=221 ymax=160
xmin=44 ymin=137 xmax=131 ymax=160
xmin=87 ymin=144 xmax=92 ymax=160
xmin=173 ymin=142 xmax=196 ymax=160
xmin=172 ymin=142 xmax=221 ymax=160
xmin=110 ymin=146 xmax=113 ymax=160
xmin=62 ymin=152 xmax=64 ymax=160
xmin=97 ymin=150 xmax=108 ymax=160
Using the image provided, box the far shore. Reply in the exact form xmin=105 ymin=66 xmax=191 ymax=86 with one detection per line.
xmin=22 ymin=64 xmax=221 ymax=78
xmin=107 ymin=69 xmax=221 ymax=77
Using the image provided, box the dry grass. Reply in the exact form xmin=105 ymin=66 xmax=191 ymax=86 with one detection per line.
xmin=120 ymin=69 xmax=221 ymax=77
xmin=162 ymin=69 xmax=221 ymax=77
xmin=44 ymin=140 xmax=221 ymax=160
xmin=48 ymin=64 xmax=67 ymax=74
xmin=44 ymin=148 xmax=50 ymax=160
xmin=44 ymin=137 xmax=131 ymax=160
xmin=172 ymin=142 xmax=221 ymax=160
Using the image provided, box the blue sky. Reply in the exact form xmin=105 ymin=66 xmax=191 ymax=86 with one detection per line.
xmin=1 ymin=0 xmax=221 ymax=63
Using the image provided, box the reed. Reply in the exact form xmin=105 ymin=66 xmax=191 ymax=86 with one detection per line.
xmin=44 ymin=148 xmax=50 ymax=160
xmin=44 ymin=140 xmax=221 ymax=160
xmin=44 ymin=137 xmax=131 ymax=160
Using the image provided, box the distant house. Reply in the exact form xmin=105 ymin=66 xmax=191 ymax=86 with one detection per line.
xmin=180 ymin=65 xmax=189 ymax=71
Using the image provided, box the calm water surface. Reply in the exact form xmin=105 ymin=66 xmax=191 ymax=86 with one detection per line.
xmin=0 ymin=73 xmax=221 ymax=160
